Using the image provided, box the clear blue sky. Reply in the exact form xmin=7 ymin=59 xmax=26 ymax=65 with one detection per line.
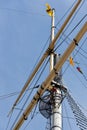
xmin=0 ymin=0 xmax=87 ymax=130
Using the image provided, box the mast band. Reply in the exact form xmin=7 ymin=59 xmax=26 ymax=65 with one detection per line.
xmin=33 ymin=97 xmax=37 ymax=101
xmin=41 ymin=85 xmax=44 ymax=90
xmin=51 ymin=125 xmax=62 ymax=130
xmin=23 ymin=113 xmax=28 ymax=120
xmin=73 ymin=38 xmax=78 ymax=46
xmin=37 ymin=91 xmax=40 ymax=96
xmin=54 ymin=68 xmax=58 ymax=74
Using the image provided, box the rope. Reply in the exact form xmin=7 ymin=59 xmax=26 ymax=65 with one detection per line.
xmin=66 ymin=92 xmax=87 ymax=130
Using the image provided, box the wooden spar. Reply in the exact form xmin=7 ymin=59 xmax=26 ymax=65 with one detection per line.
xmin=9 ymin=0 xmax=82 ymax=114
xmin=13 ymin=22 xmax=87 ymax=130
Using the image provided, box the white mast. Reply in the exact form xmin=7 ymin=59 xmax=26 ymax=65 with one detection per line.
xmin=9 ymin=1 xmax=82 ymax=115
xmin=13 ymin=21 xmax=87 ymax=130
xmin=50 ymin=9 xmax=62 ymax=130
xmin=13 ymin=1 xmax=87 ymax=129
xmin=50 ymin=8 xmax=55 ymax=72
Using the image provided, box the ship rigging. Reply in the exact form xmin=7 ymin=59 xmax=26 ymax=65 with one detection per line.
xmin=0 ymin=0 xmax=87 ymax=130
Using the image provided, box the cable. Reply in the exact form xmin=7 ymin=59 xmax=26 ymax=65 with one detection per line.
xmin=12 ymin=36 xmax=50 ymax=106
xmin=66 ymin=92 xmax=87 ymax=130
xmin=0 ymin=91 xmax=19 ymax=100
xmin=62 ymin=41 xmax=87 ymax=89
xmin=23 ymin=112 xmax=40 ymax=130
xmin=56 ymin=0 xmax=76 ymax=27
xmin=78 ymin=103 xmax=87 ymax=113
xmin=63 ymin=102 xmax=73 ymax=130
xmin=17 ymin=57 xmax=49 ymax=105
xmin=0 ymin=86 xmax=39 ymax=100
xmin=9 ymin=35 xmax=50 ymax=128
xmin=10 ymin=58 xmax=49 ymax=129
xmin=55 ymin=0 xmax=86 ymax=51
xmin=23 ymin=103 xmax=39 ymax=130
xmin=24 ymin=36 xmax=50 ymax=87
xmin=78 ymin=51 xmax=87 ymax=60
xmin=0 ymin=7 xmax=46 ymax=16
xmin=70 ymin=67 xmax=87 ymax=89
xmin=61 ymin=0 xmax=85 ymax=34
xmin=54 ymin=14 xmax=87 ymax=52
xmin=54 ymin=18 xmax=87 ymax=79
xmin=80 ymin=48 xmax=87 ymax=56
xmin=5 ymin=111 xmax=13 ymax=130
xmin=80 ymin=38 xmax=87 ymax=55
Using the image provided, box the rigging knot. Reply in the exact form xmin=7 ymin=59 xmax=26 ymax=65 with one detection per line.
xmin=47 ymin=47 xmax=54 ymax=55
xmin=23 ymin=113 xmax=28 ymax=120
xmin=73 ymin=38 xmax=78 ymax=46
xmin=53 ymin=67 xmax=58 ymax=75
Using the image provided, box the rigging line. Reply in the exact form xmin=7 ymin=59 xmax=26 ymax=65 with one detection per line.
xmin=80 ymin=47 xmax=87 ymax=56
xmin=23 ymin=112 xmax=40 ymax=130
xmin=10 ymin=85 xmax=35 ymax=130
xmin=55 ymin=1 xmax=87 ymax=51
xmin=0 ymin=7 xmax=46 ymax=16
xmin=23 ymin=103 xmax=38 ymax=130
xmin=14 ymin=107 xmax=24 ymax=111
xmin=55 ymin=0 xmax=85 ymax=47
xmin=54 ymin=14 xmax=87 ymax=52
xmin=21 ymin=58 xmax=49 ymax=108
xmin=79 ymin=37 xmax=87 ymax=55
xmin=10 ymin=86 xmax=36 ymax=130
xmin=78 ymin=103 xmax=87 ymax=113
xmin=56 ymin=0 xmax=76 ymax=27
xmin=75 ymin=37 xmax=87 ymax=56
xmin=55 ymin=28 xmax=87 ymax=59
xmin=55 ymin=28 xmax=87 ymax=62
xmin=45 ymin=118 xmax=51 ymax=130
xmin=72 ymin=36 xmax=87 ymax=58
xmin=15 ymin=57 xmax=49 ymax=113
xmin=63 ymin=116 xmax=75 ymax=120
xmin=63 ymin=102 xmax=73 ymax=130
xmin=5 ymin=111 xmax=13 ymax=130
xmin=10 ymin=81 xmax=36 ymax=129
xmin=62 ymin=59 xmax=87 ymax=89
xmin=8 ymin=36 xmax=50 ymax=109
xmin=66 ymin=92 xmax=87 ymax=130
xmin=54 ymin=2 xmax=85 ymax=51
xmin=78 ymin=51 xmax=87 ymax=59
xmin=61 ymin=0 xmax=85 ymax=34
xmin=10 ymin=58 xmax=49 ymax=129
xmin=16 ymin=56 xmax=50 ymax=105
xmin=55 ymin=43 xmax=86 ymax=78
xmin=70 ymin=67 xmax=87 ymax=89
xmin=82 ymin=74 xmax=87 ymax=81
xmin=55 ymin=26 xmax=87 ymax=81
xmin=55 ymin=27 xmax=71 ymax=49
xmin=55 ymin=26 xmax=73 ymax=51
xmin=30 ymin=36 xmax=50 ymax=72
xmin=23 ymin=36 xmax=50 ymax=89
xmin=0 ymin=86 xmax=39 ymax=100
xmin=18 ymin=57 xmax=49 ymax=105
xmin=62 ymin=51 xmax=87 ymax=88
xmin=31 ymin=102 xmax=38 ymax=119
xmin=55 ymin=27 xmax=87 ymax=66
xmin=0 ymin=92 xmax=19 ymax=100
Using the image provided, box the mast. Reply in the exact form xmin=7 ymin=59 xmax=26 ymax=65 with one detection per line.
xmin=9 ymin=0 xmax=82 ymax=115
xmin=50 ymin=9 xmax=62 ymax=130
xmin=13 ymin=22 xmax=87 ymax=130
xmin=50 ymin=8 xmax=55 ymax=72
xmin=12 ymin=1 xmax=87 ymax=129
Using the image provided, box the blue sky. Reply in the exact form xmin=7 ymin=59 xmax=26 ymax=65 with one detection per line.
xmin=0 ymin=0 xmax=87 ymax=130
